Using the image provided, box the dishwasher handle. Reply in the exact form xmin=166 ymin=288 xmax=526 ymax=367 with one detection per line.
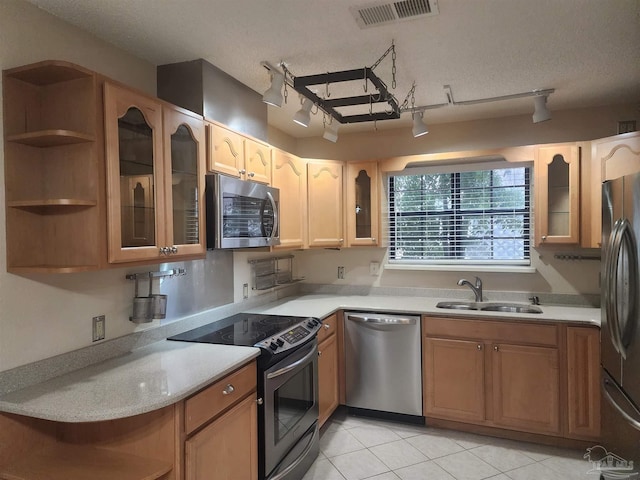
xmin=346 ymin=313 xmax=417 ymax=325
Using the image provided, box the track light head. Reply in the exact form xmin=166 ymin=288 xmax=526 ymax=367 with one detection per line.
xmin=262 ymin=71 xmax=285 ymax=107
xmin=532 ymin=95 xmax=551 ymax=123
xmin=323 ymin=120 xmax=339 ymax=143
xmin=293 ymin=97 xmax=314 ymax=127
xmin=412 ymin=112 xmax=429 ymax=137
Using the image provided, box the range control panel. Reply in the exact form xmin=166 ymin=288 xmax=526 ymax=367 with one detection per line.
xmin=255 ymin=317 xmax=322 ymax=354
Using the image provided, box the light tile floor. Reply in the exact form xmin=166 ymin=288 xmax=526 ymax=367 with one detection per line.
xmin=303 ymin=410 xmax=601 ymax=480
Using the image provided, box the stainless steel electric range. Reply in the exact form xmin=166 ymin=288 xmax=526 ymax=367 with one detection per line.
xmin=168 ymin=313 xmax=322 ymax=480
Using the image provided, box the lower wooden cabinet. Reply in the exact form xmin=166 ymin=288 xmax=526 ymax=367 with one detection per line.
xmin=491 ymin=343 xmax=560 ymax=434
xmin=423 ymin=317 xmax=561 ymax=435
xmin=185 ymin=393 xmax=258 ymax=480
xmin=317 ymin=313 xmax=340 ymax=427
xmin=423 ymin=337 xmax=485 ymax=422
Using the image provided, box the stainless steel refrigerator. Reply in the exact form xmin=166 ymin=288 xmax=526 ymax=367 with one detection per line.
xmin=601 ymin=172 xmax=640 ymax=474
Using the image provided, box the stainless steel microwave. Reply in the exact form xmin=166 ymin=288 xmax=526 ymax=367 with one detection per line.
xmin=205 ymin=174 xmax=280 ymax=249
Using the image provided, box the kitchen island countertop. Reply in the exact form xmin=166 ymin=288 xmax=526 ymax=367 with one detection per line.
xmin=0 ymin=341 xmax=259 ymax=422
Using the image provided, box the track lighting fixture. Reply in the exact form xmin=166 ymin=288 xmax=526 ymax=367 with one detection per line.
xmin=412 ymin=112 xmax=429 ymax=138
xmin=262 ymin=70 xmax=285 ymax=107
xmin=323 ymin=119 xmax=339 ymax=143
xmin=293 ymin=97 xmax=314 ymax=127
xmin=532 ymin=95 xmax=552 ymax=123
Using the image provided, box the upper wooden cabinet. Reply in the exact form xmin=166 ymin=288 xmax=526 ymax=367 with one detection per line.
xmin=104 ymin=82 xmax=205 ymax=263
xmin=206 ymin=121 xmax=271 ymax=184
xmin=307 ymin=159 xmax=345 ymax=248
xmin=534 ymin=144 xmax=580 ymax=246
xmin=2 ymin=60 xmax=104 ymax=273
xmin=346 ymin=161 xmax=379 ymax=247
xmin=271 ymin=150 xmax=307 ymax=250
xmin=587 ymin=132 xmax=640 ymax=248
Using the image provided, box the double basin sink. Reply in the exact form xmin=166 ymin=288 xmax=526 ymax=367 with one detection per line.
xmin=436 ymin=301 xmax=542 ymax=314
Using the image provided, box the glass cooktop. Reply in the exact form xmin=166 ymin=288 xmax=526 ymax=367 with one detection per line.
xmin=167 ymin=313 xmax=313 ymax=347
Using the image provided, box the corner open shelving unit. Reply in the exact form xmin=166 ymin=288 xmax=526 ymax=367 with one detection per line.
xmin=3 ymin=60 xmax=104 ymax=273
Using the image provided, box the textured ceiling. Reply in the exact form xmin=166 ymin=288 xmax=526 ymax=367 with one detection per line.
xmin=25 ymin=0 xmax=640 ymax=138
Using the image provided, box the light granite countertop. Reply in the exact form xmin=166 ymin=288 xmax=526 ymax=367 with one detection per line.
xmin=247 ymin=294 xmax=601 ymax=326
xmin=0 ymin=292 xmax=599 ymax=423
xmin=0 ymin=341 xmax=259 ymax=423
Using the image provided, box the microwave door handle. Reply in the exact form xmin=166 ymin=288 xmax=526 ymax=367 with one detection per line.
xmin=266 ymin=191 xmax=278 ymax=240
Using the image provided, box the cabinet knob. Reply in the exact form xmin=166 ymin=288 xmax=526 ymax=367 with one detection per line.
xmin=339 ymin=239 xmax=344 ymax=244
xmin=494 ymin=345 xmax=499 ymax=352
xmin=222 ymin=384 xmax=235 ymax=395
xmin=239 ymin=169 xmax=246 ymax=175
xmin=324 ymin=324 xmax=330 ymax=330
xmin=170 ymin=246 xmax=178 ymax=254
xmin=247 ymin=172 xmax=255 ymax=178
xmin=159 ymin=247 xmax=169 ymax=255
xmin=371 ymin=238 xmax=376 ymax=242
xmin=477 ymin=344 xmax=482 ymax=350
xmin=541 ymin=235 xmax=547 ymax=242
xmin=318 ymin=350 xmax=323 ymax=357
xmin=256 ymin=397 xmax=264 ymax=405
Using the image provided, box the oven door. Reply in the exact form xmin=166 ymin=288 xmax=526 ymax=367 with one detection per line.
xmin=263 ymin=339 xmax=318 ymax=478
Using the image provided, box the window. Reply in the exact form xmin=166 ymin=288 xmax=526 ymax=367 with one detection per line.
xmin=387 ymin=164 xmax=531 ymax=265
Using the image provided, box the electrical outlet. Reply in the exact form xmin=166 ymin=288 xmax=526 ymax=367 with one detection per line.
xmin=337 ymin=266 xmax=345 ymax=279
xmin=92 ymin=315 xmax=105 ymax=342
xmin=243 ymin=283 xmax=249 ymax=299
xmin=369 ymin=261 xmax=380 ymax=276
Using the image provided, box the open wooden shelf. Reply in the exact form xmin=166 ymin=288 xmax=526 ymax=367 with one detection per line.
xmin=5 ymin=60 xmax=94 ymax=85
xmin=8 ymin=199 xmax=97 ymax=210
xmin=7 ymin=130 xmax=95 ymax=147
xmin=0 ymin=444 xmax=171 ymax=480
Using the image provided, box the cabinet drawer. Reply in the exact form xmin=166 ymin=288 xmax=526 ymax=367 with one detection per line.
xmin=423 ymin=317 xmax=558 ymax=347
xmin=317 ymin=313 xmax=337 ymax=344
xmin=185 ymin=361 xmax=256 ymax=435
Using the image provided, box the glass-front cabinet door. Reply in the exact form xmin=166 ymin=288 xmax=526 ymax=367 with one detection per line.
xmin=535 ymin=144 xmax=580 ymax=246
xmin=163 ymin=106 xmax=206 ymax=257
xmin=346 ymin=161 xmax=379 ymax=246
xmin=105 ymin=82 xmax=165 ymax=263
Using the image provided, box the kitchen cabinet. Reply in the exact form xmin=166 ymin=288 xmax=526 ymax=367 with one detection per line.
xmin=346 ymin=161 xmax=380 ymax=247
xmin=104 ymin=82 xmax=206 ymax=263
xmin=271 ymin=149 xmax=307 ymax=250
xmin=566 ymin=326 xmax=600 ymax=439
xmin=207 ymin=121 xmax=271 ymax=183
xmin=423 ymin=317 xmax=562 ymax=436
xmin=534 ymin=144 xmax=581 ymax=246
xmin=183 ymin=362 xmax=258 ymax=480
xmin=423 ymin=338 xmax=485 ymax=422
xmin=587 ymin=132 xmax=640 ymax=248
xmin=2 ymin=60 xmax=104 ymax=273
xmin=307 ymin=159 xmax=345 ymax=248
xmin=317 ymin=313 xmax=340 ymax=427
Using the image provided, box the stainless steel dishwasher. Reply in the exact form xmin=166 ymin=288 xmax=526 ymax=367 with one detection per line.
xmin=344 ymin=311 xmax=422 ymax=418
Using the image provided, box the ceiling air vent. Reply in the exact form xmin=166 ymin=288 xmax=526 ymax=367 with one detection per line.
xmin=350 ymin=0 xmax=439 ymax=28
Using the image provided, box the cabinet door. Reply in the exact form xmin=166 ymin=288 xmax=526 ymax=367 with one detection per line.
xmin=307 ymin=160 xmax=344 ymax=248
xmin=163 ymin=107 xmax=206 ymax=257
xmin=245 ymin=138 xmax=271 ymax=184
xmin=185 ymin=394 xmax=258 ymax=480
xmin=588 ymin=132 xmax=640 ymax=248
xmin=271 ymin=150 xmax=307 ymax=250
xmin=492 ymin=343 xmax=560 ymax=434
xmin=566 ymin=326 xmax=601 ymax=439
xmin=318 ymin=333 xmax=339 ymax=427
xmin=346 ymin=161 xmax=379 ymax=247
xmin=207 ymin=122 xmax=245 ymax=178
xmin=423 ymin=337 xmax=485 ymax=422
xmin=104 ymin=82 xmax=165 ymax=263
xmin=535 ymin=145 xmax=580 ymax=246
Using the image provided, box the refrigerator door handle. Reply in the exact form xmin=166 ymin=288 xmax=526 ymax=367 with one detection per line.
xmin=606 ymin=219 xmax=627 ymax=358
xmin=603 ymin=372 xmax=640 ymax=432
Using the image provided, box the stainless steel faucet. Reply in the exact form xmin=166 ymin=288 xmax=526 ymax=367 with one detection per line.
xmin=458 ymin=277 xmax=483 ymax=302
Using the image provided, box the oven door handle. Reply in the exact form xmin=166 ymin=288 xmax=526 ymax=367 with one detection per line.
xmin=266 ymin=346 xmax=316 ymax=379
xmin=269 ymin=426 xmax=319 ymax=480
